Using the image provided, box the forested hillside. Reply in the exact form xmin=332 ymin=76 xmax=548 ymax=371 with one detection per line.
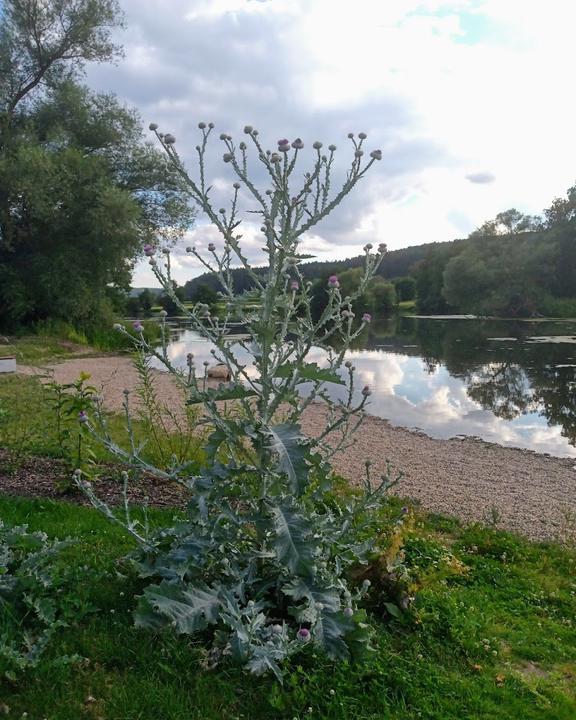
xmin=414 ymin=190 xmax=576 ymax=317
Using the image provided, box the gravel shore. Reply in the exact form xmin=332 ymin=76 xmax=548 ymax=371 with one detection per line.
xmin=19 ymin=355 xmax=576 ymax=542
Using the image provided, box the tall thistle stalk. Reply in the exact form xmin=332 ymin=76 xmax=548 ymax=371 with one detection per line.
xmin=79 ymin=124 xmax=397 ymax=680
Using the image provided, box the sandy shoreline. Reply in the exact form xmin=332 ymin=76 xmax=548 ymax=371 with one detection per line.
xmin=16 ymin=354 xmax=576 ymax=542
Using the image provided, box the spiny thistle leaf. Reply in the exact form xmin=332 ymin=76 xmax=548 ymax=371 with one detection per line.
xmin=266 ymin=423 xmax=309 ymax=494
xmin=267 ymin=501 xmax=315 ymax=574
xmin=274 ymin=362 xmax=346 ymax=386
xmin=136 ymin=581 xmax=221 ymax=634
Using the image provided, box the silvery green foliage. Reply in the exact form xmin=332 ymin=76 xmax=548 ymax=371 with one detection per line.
xmin=79 ymin=125 xmax=395 ymax=680
xmin=0 ymin=521 xmax=74 ymax=676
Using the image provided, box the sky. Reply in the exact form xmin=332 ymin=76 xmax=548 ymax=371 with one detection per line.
xmin=84 ymin=0 xmax=576 ymax=287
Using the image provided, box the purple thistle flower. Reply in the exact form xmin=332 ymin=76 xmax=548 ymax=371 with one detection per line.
xmin=78 ymin=411 xmax=88 ymax=424
xmin=327 ymin=275 xmax=339 ymax=288
xmin=370 ymin=149 xmax=382 ymax=161
xmin=378 ymin=243 xmax=387 ymax=254
xmin=297 ymin=628 xmax=311 ymax=642
xmin=343 ymin=607 xmax=354 ymax=617
xmin=208 ymin=243 xmax=216 ymax=252
xmin=290 ymin=280 xmax=299 ymax=291
xmin=401 ymin=506 xmax=409 ymax=514
xmin=292 ymin=138 xmax=304 ymax=150
xmin=277 ymin=138 xmax=289 ymax=146
xmin=361 ymin=385 xmax=372 ymax=397
xmin=132 ymin=321 xmax=144 ymax=333
xmin=143 ymin=244 xmax=155 ymax=257
xmin=362 ymin=313 xmax=372 ymax=323
xmin=149 ymin=122 xmax=158 ymax=131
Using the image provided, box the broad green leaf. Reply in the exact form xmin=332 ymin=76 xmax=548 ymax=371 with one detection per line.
xmin=267 ymin=502 xmax=314 ymax=574
xmin=314 ymin=611 xmax=353 ymax=660
xmin=266 ymin=423 xmax=309 ymax=495
xmin=282 ymin=577 xmax=341 ymax=613
xmin=136 ymin=581 xmax=221 ymax=635
xmin=187 ymin=384 xmax=258 ymax=405
xmin=274 ymin=362 xmax=345 ymax=386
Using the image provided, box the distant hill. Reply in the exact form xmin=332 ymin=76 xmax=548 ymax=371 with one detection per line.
xmin=182 ymin=240 xmax=457 ymax=298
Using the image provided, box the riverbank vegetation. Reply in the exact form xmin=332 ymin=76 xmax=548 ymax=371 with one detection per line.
xmin=1 ymin=494 xmax=575 ymax=719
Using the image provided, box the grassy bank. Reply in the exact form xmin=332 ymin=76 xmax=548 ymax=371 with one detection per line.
xmin=0 ymin=495 xmax=574 ymax=719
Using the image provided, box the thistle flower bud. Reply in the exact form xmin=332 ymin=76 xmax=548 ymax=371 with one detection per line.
xmin=270 ymin=153 xmax=281 ymax=163
xmin=252 ymin=129 xmax=259 ymax=136
xmin=362 ymin=579 xmax=372 ymax=589
xmin=208 ymin=243 xmax=216 ymax=252
xmin=164 ymin=133 xmax=176 ymax=144
xmin=370 ymin=149 xmax=382 ymax=161
xmin=148 ymin=257 xmax=157 ymax=265
xmin=271 ymin=624 xmax=283 ymax=635
xmin=243 ymin=125 xmax=253 ymax=134
xmin=239 ymin=141 xmax=247 ymax=150
xmin=186 ymin=352 xmax=194 ymax=366
xmin=378 ymin=243 xmax=387 ymax=253
xmin=348 ymin=133 xmax=354 ymax=139
xmin=328 ymin=144 xmax=337 ymax=152
xmin=361 ymin=385 xmax=372 ymax=397
xmin=159 ymin=310 xmax=168 ymax=318
xmin=341 ymin=309 xmax=354 ymax=319
xmin=345 ymin=360 xmax=353 ymax=368
xmin=149 ymin=122 xmax=158 ymax=131
xmin=208 ymin=122 xmax=215 ymax=128
xmin=223 ymin=153 xmax=233 ymax=163
xmin=313 ymin=141 xmax=322 ymax=150
xmin=343 ymin=607 xmax=354 ymax=617
xmin=233 ymin=182 xmax=241 ymax=189
xmin=186 ymin=246 xmax=193 ymax=253
xmin=219 ymin=133 xmax=228 ymax=140
xmin=327 ymin=275 xmax=339 ymax=288
xmin=364 ymin=243 xmax=373 ymax=251
xmin=113 ymin=322 xmax=123 ymax=331
xmin=297 ymin=628 xmax=311 ymax=642
xmin=292 ymin=138 xmax=304 ymax=149
xmin=219 ymin=208 xmax=225 ymax=214
xmin=358 ymin=132 xmax=367 ymax=140
xmin=355 ymin=149 xmax=364 ymax=158
xmin=198 ymin=122 xmax=206 ymax=129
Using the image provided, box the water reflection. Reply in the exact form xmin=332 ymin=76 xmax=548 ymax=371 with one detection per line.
xmin=153 ymin=316 xmax=576 ymax=458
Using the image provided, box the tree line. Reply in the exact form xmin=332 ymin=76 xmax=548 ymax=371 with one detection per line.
xmin=414 ymin=191 xmax=576 ymax=317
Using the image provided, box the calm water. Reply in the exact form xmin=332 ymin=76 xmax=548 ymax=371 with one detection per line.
xmin=155 ymin=316 xmax=576 ymax=458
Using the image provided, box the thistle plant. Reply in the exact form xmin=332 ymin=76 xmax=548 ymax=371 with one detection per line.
xmin=78 ymin=123 xmax=398 ymax=680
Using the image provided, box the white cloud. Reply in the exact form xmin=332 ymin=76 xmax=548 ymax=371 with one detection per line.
xmin=85 ymin=0 xmax=576 ymax=285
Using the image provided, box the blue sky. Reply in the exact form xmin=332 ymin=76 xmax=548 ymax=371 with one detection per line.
xmin=82 ymin=0 xmax=576 ymax=285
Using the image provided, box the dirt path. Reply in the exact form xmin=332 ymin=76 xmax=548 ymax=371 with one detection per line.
xmin=15 ymin=355 xmax=576 ymax=542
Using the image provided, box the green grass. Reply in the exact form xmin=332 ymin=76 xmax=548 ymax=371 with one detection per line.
xmin=0 ymin=496 xmax=574 ymax=719
xmin=0 ymin=370 xmax=204 ymax=477
xmin=398 ymin=300 xmax=416 ymax=314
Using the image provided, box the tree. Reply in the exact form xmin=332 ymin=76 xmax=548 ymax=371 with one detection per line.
xmin=0 ymin=2 xmax=194 ymax=330
xmin=392 ymin=276 xmax=416 ymax=302
xmin=469 ymin=208 xmax=542 ymax=238
xmin=189 ymin=283 xmax=218 ymax=308
xmin=0 ymin=0 xmax=123 ymax=117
